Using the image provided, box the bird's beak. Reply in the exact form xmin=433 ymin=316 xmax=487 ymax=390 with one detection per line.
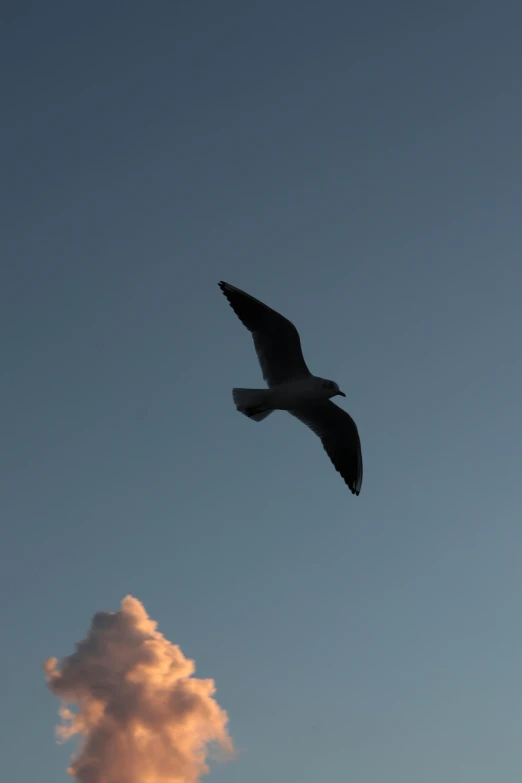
xmin=337 ymin=390 xmax=346 ymax=397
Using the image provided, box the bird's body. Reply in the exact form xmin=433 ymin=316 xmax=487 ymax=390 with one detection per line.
xmin=249 ymin=376 xmax=341 ymax=409
xmin=218 ymin=281 xmax=363 ymax=495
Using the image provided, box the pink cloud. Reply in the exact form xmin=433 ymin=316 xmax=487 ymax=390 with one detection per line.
xmin=44 ymin=595 xmax=234 ymax=782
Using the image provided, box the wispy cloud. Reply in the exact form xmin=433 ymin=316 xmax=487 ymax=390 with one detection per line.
xmin=44 ymin=595 xmax=234 ymax=782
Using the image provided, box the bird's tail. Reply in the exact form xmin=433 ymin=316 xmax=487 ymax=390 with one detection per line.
xmin=232 ymin=388 xmax=274 ymax=422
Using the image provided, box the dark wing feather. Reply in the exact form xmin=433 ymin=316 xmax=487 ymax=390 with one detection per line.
xmin=218 ymin=281 xmax=311 ymax=386
xmin=288 ymin=401 xmax=363 ymax=495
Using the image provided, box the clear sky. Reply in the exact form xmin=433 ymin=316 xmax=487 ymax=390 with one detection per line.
xmin=3 ymin=1 xmax=522 ymax=781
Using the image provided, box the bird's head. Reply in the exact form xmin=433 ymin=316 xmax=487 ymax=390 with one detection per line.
xmin=321 ymin=379 xmax=346 ymax=398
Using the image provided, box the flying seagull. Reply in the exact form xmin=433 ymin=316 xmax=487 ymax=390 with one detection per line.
xmin=218 ymin=281 xmax=363 ymax=495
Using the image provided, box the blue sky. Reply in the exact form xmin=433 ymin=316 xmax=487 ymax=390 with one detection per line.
xmin=2 ymin=1 xmax=522 ymax=781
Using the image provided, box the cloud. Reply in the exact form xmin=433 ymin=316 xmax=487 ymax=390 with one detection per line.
xmin=44 ymin=595 xmax=234 ymax=783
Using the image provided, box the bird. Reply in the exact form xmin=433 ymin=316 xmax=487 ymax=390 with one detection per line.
xmin=218 ymin=281 xmax=363 ymax=495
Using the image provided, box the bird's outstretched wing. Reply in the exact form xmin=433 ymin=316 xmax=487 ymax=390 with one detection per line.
xmin=219 ymin=281 xmax=311 ymax=386
xmin=288 ymin=401 xmax=363 ymax=495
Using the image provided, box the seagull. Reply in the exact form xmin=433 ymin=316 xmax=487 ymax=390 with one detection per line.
xmin=218 ymin=281 xmax=363 ymax=495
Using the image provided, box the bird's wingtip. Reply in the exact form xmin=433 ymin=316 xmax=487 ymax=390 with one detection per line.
xmin=218 ymin=281 xmax=234 ymax=296
xmin=219 ymin=281 xmax=240 ymax=297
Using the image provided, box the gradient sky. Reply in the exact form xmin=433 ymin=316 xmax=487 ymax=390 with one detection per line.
xmin=3 ymin=2 xmax=522 ymax=781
